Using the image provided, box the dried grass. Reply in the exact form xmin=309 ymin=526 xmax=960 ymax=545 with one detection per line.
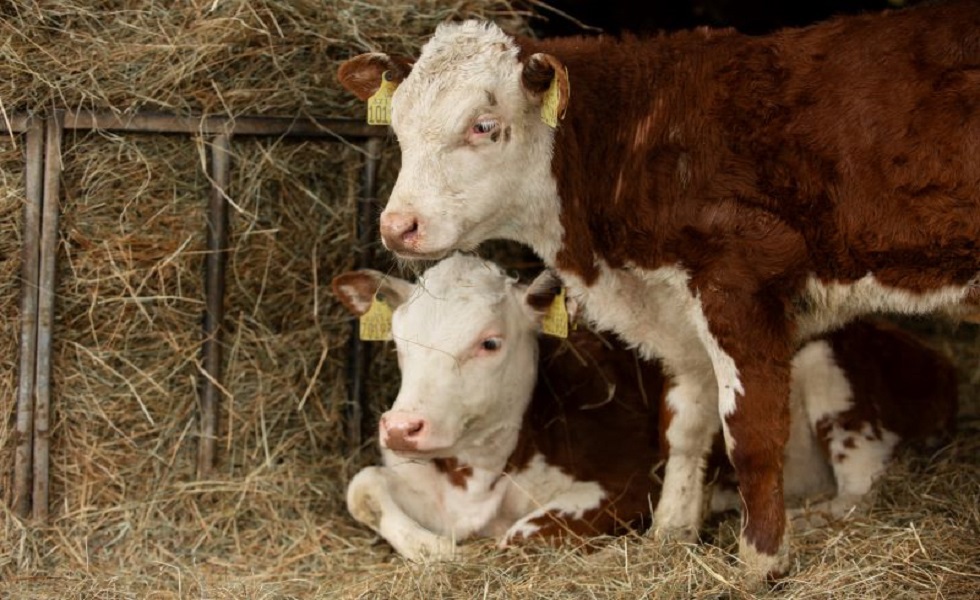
xmin=0 ymin=1 xmax=978 ymax=598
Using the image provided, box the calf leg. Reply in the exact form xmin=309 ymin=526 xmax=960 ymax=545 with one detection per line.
xmin=499 ymin=481 xmax=614 ymax=547
xmin=347 ymin=466 xmax=456 ymax=561
xmin=698 ymin=293 xmax=794 ymax=579
xmin=652 ymin=369 xmax=719 ymax=542
xmin=787 ymin=340 xmax=895 ymax=526
xmin=803 ymin=412 xmax=899 ymax=524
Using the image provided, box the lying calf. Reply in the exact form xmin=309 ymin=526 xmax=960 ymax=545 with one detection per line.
xmin=332 ymin=254 xmax=956 ymax=560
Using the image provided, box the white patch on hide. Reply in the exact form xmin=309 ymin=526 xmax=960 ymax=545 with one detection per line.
xmin=496 ymin=454 xmax=606 ymax=544
xmin=798 ymin=274 xmax=972 ymax=340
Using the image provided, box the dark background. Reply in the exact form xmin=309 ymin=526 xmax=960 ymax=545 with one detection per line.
xmin=532 ymin=0 xmax=919 ymax=36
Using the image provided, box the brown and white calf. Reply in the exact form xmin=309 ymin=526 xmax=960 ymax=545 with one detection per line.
xmin=332 ymin=255 xmax=957 ymax=560
xmin=337 ymin=3 xmax=979 ymax=575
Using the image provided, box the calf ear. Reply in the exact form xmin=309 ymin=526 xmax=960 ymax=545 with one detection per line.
xmin=331 ymin=270 xmax=414 ymax=316
xmin=520 ymin=53 xmax=569 ymax=117
xmin=522 ymin=269 xmax=563 ymax=320
xmin=337 ymin=53 xmax=414 ymax=101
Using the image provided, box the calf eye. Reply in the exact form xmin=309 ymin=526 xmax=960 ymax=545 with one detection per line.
xmin=472 ymin=118 xmax=499 ymax=135
xmin=481 ymin=337 xmax=503 ymax=352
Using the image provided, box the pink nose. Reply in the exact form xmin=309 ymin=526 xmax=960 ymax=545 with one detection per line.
xmin=380 ymin=411 xmax=428 ymax=452
xmin=379 ymin=211 xmax=419 ymax=252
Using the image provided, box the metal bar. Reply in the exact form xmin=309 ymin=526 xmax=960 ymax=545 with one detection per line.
xmin=0 ymin=114 xmax=31 ymax=134
xmin=198 ymin=134 xmax=231 ymax=478
xmin=345 ymin=136 xmax=383 ymax=451
xmin=12 ymin=118 xmax=43 ymax=517
xmin=65 ymin=111 xmax=387 ymax=139
xmin=33 ymin=112 xmax=64 ymax=521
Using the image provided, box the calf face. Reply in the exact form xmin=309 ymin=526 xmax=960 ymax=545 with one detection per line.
xmin=338 ymin=23 xmax=562 ymax=260
xmin=332 ymin=254 xmax=560 ymax=461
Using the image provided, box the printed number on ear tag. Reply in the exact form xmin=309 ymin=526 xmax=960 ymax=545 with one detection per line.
xmin=367 ymin=71 xmax=398 ymax=126
xmin=359 ymin=295 xmax=392 ymax=341
xmin=541 ymin=288 xmax=569 ymax=338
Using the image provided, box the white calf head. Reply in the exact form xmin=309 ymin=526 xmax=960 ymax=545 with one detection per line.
xmin=332 ymin=254 xmax=563 ymax=462
xmin=338 ymin=21 xmax=569 ymax=260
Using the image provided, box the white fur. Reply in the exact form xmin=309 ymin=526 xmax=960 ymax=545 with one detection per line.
xmin=498 ymin=454 xmax=606 ymax=544
xmin=386 ymin=256 xmax=538 ymax=467
xmin=798 ymin=275 xmax=973 ymax=340
xmin=782 ymin=343 xmax=839 ymax=504
xmin=386 ymin=23 xmax=563 ymax=261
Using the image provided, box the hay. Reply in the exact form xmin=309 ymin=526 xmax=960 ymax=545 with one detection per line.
xmin=0 ymin=1 xmax=978 ymax=598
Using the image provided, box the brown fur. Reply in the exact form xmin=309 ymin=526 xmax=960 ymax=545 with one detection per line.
xmin=504 ymin=330 xmax=664 ymax=537
xmin=516 ymin=1 xmax=979 ymax=557
xmin=432 ymin=458 xmax=475 ymax=490
xmin=484 ymin=320 xmax=955 ymax=544
xmin=819 ymin=320 xmax=958 ymax=450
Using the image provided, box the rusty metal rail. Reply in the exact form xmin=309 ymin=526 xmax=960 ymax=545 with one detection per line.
xmin=2 ymin=110 xmax=388 ymax=518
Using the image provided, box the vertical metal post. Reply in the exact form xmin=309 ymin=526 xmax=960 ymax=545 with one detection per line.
xmin=33 ymin=112 xmax=64 ymax=521
xmin=198 ymin=134 xmax=231 ymax=478
xmin=345 ymin=136 xmax=382 ymax=452
xmin=13 ymin=118 xmax=44 ymax=517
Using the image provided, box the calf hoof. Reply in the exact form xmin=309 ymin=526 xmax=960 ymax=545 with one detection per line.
xmin=789 ymin=493 xmax=869 ymax=532
xmin=650 ymin=524 xmax=699 ymax=544
xmin=738 ymin=530 xmax=790 ymax=582
xmin=386 ymin=523 xmax=457 ymax=562
xmin=347 ymin=471 xmax=383 ymax=531
xmin=410 ymin=534 xmax=457 ymax=562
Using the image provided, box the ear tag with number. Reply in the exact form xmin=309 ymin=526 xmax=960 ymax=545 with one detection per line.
xmin=540 ymin=67 xmax=568 ymax=128
xmin=367 ymin=71 xmax=398 ymax=125
xmin=541 ymin=288 xmax=569 ymax=338
xmin=359 ymin=295 xmax=393 ymax=341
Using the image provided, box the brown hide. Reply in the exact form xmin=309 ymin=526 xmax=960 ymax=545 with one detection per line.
xmin=821 ymin=320 xmax=958 ymax=446
xmin=503 ymin=319 xmax=956 ymax=541
xmin=517 ymin=2 xmax=980 ymax=294
xmin=516 ymin=0 xmax=978 ymax=559
xmin=506 ymin=329 xmax=664 ymax=537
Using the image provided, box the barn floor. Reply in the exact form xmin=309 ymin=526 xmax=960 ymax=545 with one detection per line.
xmin=2 ymin=428 xmax=978 ymax=599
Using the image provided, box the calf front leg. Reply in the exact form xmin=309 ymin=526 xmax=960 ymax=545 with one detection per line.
xmin=653 ymin=368 xmax=719 ymax=542
xmin=347 ymin=466 xmax=456 ymax=561
xmin=699 ymin=296 xmax=794 ymax=580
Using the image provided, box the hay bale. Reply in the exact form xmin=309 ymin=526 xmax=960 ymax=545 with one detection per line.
xmin=0 ymin=0 xmax=531 ymax=117
xmin=0 ymin=143 xmax=25 ymax=511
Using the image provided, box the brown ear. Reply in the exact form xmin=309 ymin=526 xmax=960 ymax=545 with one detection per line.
xmin=521 ymin=53 xmax=569 ymax=117
xmin=523 ymin=269 xmax=563 ymax=318
xmin=331 ymin=270 xmax=414 ymax=316
xmin=337 ymin=53 xmax=414 ymax=101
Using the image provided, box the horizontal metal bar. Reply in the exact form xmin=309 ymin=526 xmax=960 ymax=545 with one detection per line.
xmin=64 ymin=111 xmax=388 ymax=139
xmin=0 ymin=114 xmax=34 ymax=134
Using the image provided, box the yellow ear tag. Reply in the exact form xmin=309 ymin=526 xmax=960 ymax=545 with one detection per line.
xmin=540 ymin=68 xmax=568 ymax=128
xmin=359 ymin=295 xmax=393 ymax=341
xmin=367 ymin=71 xmax=397 ymax=125
xmin=541 ymin=288 xmax=569 ymax=338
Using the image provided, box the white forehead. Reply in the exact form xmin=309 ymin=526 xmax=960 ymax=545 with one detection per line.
xmin=393 ymin=21 xmax=522 ymax=130
xmin=393 ymin=255 xmax=519 ymax=344
xmin=414 ymin=20 xmax=518 ymax=79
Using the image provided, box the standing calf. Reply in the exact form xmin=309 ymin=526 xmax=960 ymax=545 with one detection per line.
xmin=338 ymin=1 xmax=979 ymax=575
xmin=332 ymin=255 xmax=956 ymax=560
